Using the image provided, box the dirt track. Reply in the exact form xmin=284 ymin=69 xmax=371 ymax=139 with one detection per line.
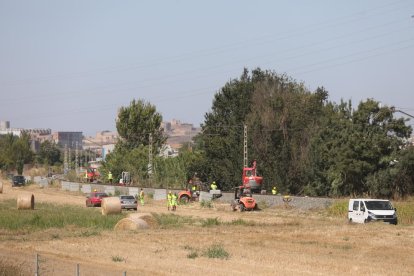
xmin=1 ymin=180 xmax=414 ymax=276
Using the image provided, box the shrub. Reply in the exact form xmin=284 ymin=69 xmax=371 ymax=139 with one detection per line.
xmin=111 ymin=256 xmax=125 ymax=262
xmin=202 ymin=244 xmax=229 ymax=260
xmin=202 ymin=217 xmax=221 ymax=227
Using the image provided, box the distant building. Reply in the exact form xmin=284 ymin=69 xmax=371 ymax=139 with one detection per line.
xmin=0 ymin=120 xmax=10 ymax=130
xmin=83 ymin=130 xmax=118 ymax=149
xmin=161 ymin=119 xmax=201 ymax=148
xmin=53 ymin=131 xmax=83 ymax=149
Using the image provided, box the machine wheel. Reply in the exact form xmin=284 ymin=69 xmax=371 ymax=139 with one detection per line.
xmin=180 ymin=195 xmax=190 ymax=204
xmin=239 ymin=203 xmax=245 ymax=212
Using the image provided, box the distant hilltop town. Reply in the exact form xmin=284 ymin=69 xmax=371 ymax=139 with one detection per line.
xmin=0 ymin=119 xmax=201 ymax=157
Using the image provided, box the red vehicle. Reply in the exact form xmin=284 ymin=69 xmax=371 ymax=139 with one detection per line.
xmin=231 ymin=186 xmax=257 ymax=211
xmin=86 ymin=167 xmax=100 ymax=183
xmin=242 ymin=160 xmax=263 ymax=193
xmin=85 ymin=192 xmax=108 ymax=207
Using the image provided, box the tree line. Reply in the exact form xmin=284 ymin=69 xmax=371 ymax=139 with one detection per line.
xmin=2 ymin=68 xmax=413 ymax=199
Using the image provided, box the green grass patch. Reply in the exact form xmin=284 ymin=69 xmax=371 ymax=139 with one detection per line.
xmin=226 ymin=218 xmax=256 ymax=226
xmin=151 ymin=213 xmax=195 ymax=228
xmin=200 ymin=200 xmax=213 ymax=208
xmin=326 ymin=200 xmax=348 ymax=218
xmin=111 ymin=255 xmax=125 ymax=262
xmin=0 ymin=199 xmax=126 ymax=232
xmin=394 ymin=201 xmax=414 ymax=225
xmin=201 ymin=217 xmax=221 ymax=227
xmin=202 ymin=244 xmax=230 ymax=260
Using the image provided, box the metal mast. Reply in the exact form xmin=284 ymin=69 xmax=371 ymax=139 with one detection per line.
xmin=243 ymin=124 xmax=248 ymax=168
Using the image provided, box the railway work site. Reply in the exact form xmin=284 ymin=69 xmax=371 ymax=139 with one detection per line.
xmin=1 ymin=179 xmax=414 ymax=276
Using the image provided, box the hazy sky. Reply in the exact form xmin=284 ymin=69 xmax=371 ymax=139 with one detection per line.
xmin=1 ymin=0 xmax=413 ymax=136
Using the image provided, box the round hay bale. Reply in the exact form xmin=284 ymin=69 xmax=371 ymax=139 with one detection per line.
xmin=114 ymin=213 xmax=157 ymax=230
xmin=114 ymin=217 xmax=149 ymax=230
xmin=101 ymin=197 xmax=121 ymax=215
xmin=0 ymin=181 xmax=3 ymax=193
xmin=17 ymin=194 xmax=35 ymax=210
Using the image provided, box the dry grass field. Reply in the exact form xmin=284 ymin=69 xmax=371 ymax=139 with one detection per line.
xmin=0 ymin=180 xmax=413 ymax=276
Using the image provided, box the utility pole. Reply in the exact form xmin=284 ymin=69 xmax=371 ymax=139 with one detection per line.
xmin=244 ymin=124 xmax=248 ymax=168
xmin=148 ymin=133 xmax=153 ymax=179
xmin=68 ymin=146 xmax=71 ymax=171
xmin=75 ymin=141 xmax=79 ymax=174
xmin=64 ymin=144 xmax=68 ymax=174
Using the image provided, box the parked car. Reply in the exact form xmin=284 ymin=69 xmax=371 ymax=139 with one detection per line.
xmin=348 ymin=198 xmax=398 ymax=225
xmin=85 ymin=192 xmax=109 ymax=207
xmin=12 ymin=175 xmax=25 ymax=187
xmin=119 ymin=195 xmax=137 ymax=210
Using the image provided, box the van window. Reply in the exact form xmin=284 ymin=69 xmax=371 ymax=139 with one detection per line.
xmin=353 ymin=201 xmax=359 ymax=211
xmin=364 ymin=201 xmax=393 ymax=210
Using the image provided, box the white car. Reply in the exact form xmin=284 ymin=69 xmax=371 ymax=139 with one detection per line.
xmin=119 ymin=195 xmax=137 ymax=210
xmin=348 ymin=199 xmax=397 ymax=225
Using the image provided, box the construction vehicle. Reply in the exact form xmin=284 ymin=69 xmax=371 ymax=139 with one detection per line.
xmin=86 ymin=167 xmax=99 ymax=183
xmin=242 ymin=160 xmax=263 ymax=193
xmin=178 ymin=174 xmax=222 ymax=203
xmin=231 ymin=186 xmax=257 ymax=211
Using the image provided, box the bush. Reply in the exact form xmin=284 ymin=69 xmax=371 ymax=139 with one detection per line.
xmin=202 ymin=244 xmax=229 ymax=260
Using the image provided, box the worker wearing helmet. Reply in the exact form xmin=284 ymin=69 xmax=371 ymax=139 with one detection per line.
xmin=139 ymin=188 xmax=145 ymax=206
xmin=167 ymin=191 xmax=173 ymax=211
xmin=272 ymin=186 xmax=277 ymax=195
xmin=210 ymin=181 xmax=217 ymax=190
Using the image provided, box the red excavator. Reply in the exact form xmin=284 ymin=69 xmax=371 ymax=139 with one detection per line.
xmin=242 ymin=160 xmax=263 ymax=193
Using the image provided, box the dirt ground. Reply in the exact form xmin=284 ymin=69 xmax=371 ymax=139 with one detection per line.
xmin=1 ymin=180 xmax=414 ymax=276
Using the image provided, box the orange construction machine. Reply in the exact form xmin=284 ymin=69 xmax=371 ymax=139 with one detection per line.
xmin=231 ymin=186 xmax=257 ymax=211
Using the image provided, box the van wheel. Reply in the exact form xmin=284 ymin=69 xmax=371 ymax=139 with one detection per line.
xmin=348 ymin=218 xmax=352 ymax=224
xmin=239 ymin=203 xmax=245 ymax=212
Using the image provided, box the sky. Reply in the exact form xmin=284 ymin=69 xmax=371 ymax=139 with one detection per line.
xmin=0 ymin=0 xmax=413 ymax=136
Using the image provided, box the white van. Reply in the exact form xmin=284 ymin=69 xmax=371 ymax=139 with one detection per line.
xmin=348 ymin=199 xmax=397 ymax=225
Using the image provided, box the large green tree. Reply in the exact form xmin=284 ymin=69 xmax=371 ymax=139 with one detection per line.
xmin=103 ymin=99 xmax=166 ymax=184
xmin=0 ymin=133 xmax=33 ymax=174
xmin=196 ymin=68 xmax=265 ymax=190
xmin=308 ymin=99 xmax=412 ymax=197
xmin=116 ymin=99 xmax=166 ymax=150
xmin=37 ymin=140 xmax=61 ymax=165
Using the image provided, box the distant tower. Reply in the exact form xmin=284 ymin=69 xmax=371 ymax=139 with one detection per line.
xmin=0 ymin=121 xmax=10 ymax=130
